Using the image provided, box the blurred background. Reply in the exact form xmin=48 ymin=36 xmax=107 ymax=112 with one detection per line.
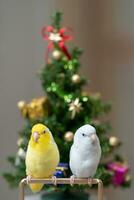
xmin=0 ymin=0 xmax=134 ymax=199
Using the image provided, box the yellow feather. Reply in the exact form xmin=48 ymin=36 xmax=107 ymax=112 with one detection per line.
xmin=29 ymin=183 xmax=44 ymax=193
xmin=25 ymin=124 xmax=60 ymax=193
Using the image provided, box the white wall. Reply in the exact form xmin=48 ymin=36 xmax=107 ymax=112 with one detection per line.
xmin=0 ymin=1 xmax=133 ymax=200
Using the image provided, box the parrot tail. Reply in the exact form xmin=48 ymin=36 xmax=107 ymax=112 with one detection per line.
xmin=29 ymin=183 xmax=44 ymax=193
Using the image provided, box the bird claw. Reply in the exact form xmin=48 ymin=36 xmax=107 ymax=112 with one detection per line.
xmin=88 ymin=177 xmax=93 ymax=187
xmin=52 ymin=176 xmax=57 ymax=186
xmin=70 ymin=175 xmax=75 ymax=186
xmin=26 ymin=175 xmax=32 ymax=184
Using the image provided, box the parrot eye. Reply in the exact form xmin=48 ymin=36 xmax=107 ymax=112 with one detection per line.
xmin=43 ymin=130 xmax=46 ymax=134
xmin=82 ymin=133 xmax=86 ymax=137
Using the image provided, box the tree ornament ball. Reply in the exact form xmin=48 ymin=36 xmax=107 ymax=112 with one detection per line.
xmin=64 ymin=131 xmax=74 ymax=142
xmin=72 ymin=74 xmax=81 ymax=84
xmin=18 ymin=101 xmax=26 ymax=109
xmin=125 ymin=174 xmax=131 ymax=182
xmin=17 ymin=148 xmax=26 ymax=159
xmin=109 ymin=136 xmax=120 ymax=146
xmin=17 ymin=138 xmax=24 ymax=147
xmin=52 ymin=50 xmax=62 ymax=60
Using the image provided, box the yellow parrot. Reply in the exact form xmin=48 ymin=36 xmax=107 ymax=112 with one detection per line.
xmin=25 ymin=123 xmax=60 ymax=192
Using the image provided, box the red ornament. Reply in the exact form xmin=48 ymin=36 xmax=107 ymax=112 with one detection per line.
xmin=42 ymin=26 xmax=72 ymax=61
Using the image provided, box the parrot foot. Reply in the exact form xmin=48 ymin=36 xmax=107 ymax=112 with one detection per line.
xmin=26 ymin=175 xmax=32 ymax=184
xmin=70 ymin=175 xmax=75 ymax=186
xmin=88 ymin=177 xmax=93 ymax=187
xmin=52 ymin=176 xmax=57 ymax=186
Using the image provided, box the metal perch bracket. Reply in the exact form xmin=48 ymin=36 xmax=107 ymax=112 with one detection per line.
xmin=19 ymin=178 xmax=103 ymax=200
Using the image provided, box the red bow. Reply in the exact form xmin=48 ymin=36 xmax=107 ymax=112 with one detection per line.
xmin=42 ymin=26 xmax=72 ymax=61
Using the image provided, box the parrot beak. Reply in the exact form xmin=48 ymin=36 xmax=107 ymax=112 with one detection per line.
xmin=33 ymin=132 xmax=40 ymax=142
xmin=91 ymin=134 xmax=97 ymax=144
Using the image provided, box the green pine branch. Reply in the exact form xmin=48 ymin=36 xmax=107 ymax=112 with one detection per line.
xmin=51 ymin=11 xmax=62 ymax=30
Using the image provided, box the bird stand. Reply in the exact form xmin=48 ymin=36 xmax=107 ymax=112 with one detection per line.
xmin=19 ymin=178 xmax=103 ymax=200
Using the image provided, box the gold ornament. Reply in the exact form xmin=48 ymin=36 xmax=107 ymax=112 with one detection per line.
xmin=18 ymin=101 xmax=26 ymax=109
xmin=109 ymin=136 xmax=120 ymax=146
xmin=18 ymin=97 xmax=49 ymax=120
xmin=64 ymin=131 xmax=74 ymax=142
xmin=69 ymin=98 xmax=83 ymax=119
xmin=125 ymin=174 xmax=131 ymax=182
xmin=71 ymin=74 xmax=81 ymax=84
xmin=52 ymin=50 xmax=62 ymax=60
xmin=28 ymin=97 xmax=49 ymax=120
xmin=17 ymin=101 xmax=28 ymax=117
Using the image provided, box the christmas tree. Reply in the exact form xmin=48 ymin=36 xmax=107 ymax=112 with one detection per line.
xmin=4 ymin=12 xmax=131 ymax=190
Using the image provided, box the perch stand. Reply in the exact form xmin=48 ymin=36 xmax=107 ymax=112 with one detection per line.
xmin=19 ymin=178 xmax=103 ymax=200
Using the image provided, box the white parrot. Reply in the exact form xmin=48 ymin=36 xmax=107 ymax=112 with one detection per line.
xmin=69 ymin=124 xmax=101 ymax=184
